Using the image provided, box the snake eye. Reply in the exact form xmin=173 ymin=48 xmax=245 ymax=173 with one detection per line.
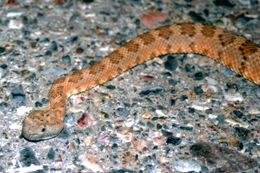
xmin=41 ymin=128 xmax=46 ymax=132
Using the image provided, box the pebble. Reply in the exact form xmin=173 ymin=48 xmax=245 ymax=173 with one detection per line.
xmin=213 ymin=0 xmax=235 ymax=8
xmin=10 ymin=85 xmax=26 ymax=104
xmin=111 ymin=169 xmax=137 ymax=173
xmin=47 ymin=148 xmax=55 ymax=160
xmin=184 ymin=64 xmax=195 ymax=73
xmin=116 ymin=107 xmax=130 ymax=117
xmin=77 ymin=113 xmax=97 ymax=128
xmin=80 ymin=154 xmax=104 ymax=172
xmin=193 ymin=72 xmax=204 ymax=80
xmin=6 ymin=11 xmax=24 ymax=17
xmin=224 ymin=92 xmax=243 ymax=102
xmin=234 ymin=127 xmax=250 ymax=141
xmin=164 ymin=55 xmax=178 ymax=71
xmin=166 ymin=136 xmax=182 ymax=146
xmin=174 ymin=160 xmax=201 ymax=172
xmin=19 ymin=147 xmax=40 ymax=167
xmin=139 ymin=86 xmax=164 ymax=97
xmin=8 ymin=19 xmax=23 ymax=29
xmin=188 ymin=11 xmax=206 ymax=23
xmin=231 ymin=110 xmax=244 ymax=119
xmin=193 ymin=85 xmax=203 ymax=95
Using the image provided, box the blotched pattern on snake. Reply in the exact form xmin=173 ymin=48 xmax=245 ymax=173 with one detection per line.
xmin=22 ymin=23 xmax=260 ymax=141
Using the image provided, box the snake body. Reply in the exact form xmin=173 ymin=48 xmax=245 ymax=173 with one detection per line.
xmin=22 ymin=23 xmax=260 ymax=141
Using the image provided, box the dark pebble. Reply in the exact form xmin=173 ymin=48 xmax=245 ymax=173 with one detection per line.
xmin=168 ymin=79 xmax=177 ymax=86
xmin=51 ymin=41 xmax=58 ymax=51
xmin=164 ymin=56 xmax=178 ymax=71
xmin=234 ymin=127 xmax=250 ymax=141
xmin=0 ymin=64 xmax=8 ymax=69
xmin=205 ymin=108 xmax=213 ymax=114
xmin=232 ymin=110 xmax=244 ymax=119
xmin=11 ymin=85 xmax=26 ymax=104
xmin=188 ymin=11 xmax=206 ymax=23
xmin=161 ymin=71 xmax=172 ymax=77
xmin=156 ymin=123 xmax=162 ymax=129
xmin=226 ymin=82 xmax=238 ymax=91
xmin=213 ymin=0 xmax=235 ymax=8
xmin=70 ymin=36 xmax=79 ymax=43
xmin=193 ymin=72 xmax=204 ymax=80
xmin=166 ymin=136 xmax=182 ymax=146
xmin=194 ymin=85 xmax=203 ymax=95
xmin=170 ymin=89 xmax=177 ymax=94
xmin=170 ymin=99 xmax=176 ymax=106
xmin=161 ymin=130 xmax=173 ymax=137
xmin=139 ymin=86 xmax=164 ymax=97
xmin=81 ymin=0 xmax=95 ymax=3
xmin=110 ymin=169 xmax=137 ymax=173
xmin=216 ymin=114 xmax=225 ymax=124
xmin=188 ymin=107 xmax=195 ymax=113
xmin=19 ymin=147 xmax=40 ymax=167
xmin=179 ymin=126 xmax=193 ymax=131
xmin=180 ymin=95 xmax=188 ymax=101
xmin=76 ymin=47 xmax=84 ymax=54
xmin=44 ymin=50 xmax=52 ymax=56
xmin=106 ymin=85 xmax=116 ymax=90
xmin=47 ymin=148 xmax=55 ymax=160
xmin=62 ymin=55 xmax=72 ymax=66
xmin=0 ymin=47 xmax=5 ymax=54
xmin=184 ymin=64 xmax=195 ymax=73
xmin=111 ymin=143 xmax=118 ymax=151
xmin=116 ymin=107 xmax=130 ymax=117
xmin=35 ymin=101 xmax=43 ymax=107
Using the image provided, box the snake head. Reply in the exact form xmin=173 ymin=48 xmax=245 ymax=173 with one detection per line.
xmin=22 ymin=109 xmax=64 ymax=141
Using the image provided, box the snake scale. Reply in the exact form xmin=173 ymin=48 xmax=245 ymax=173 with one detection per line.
xmin=22 ymin=23 xmax=260 ymax=141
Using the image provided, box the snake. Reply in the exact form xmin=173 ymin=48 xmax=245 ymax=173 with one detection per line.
xmin=21 ymin=23 xmax=260 ymax=141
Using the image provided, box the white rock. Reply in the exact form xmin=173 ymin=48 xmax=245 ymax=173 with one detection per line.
xmin=8 ymin=19 xmax=23 ymax=29
xmin=16 ymin=106 xmax=32 ymax=116
xmin=224 ymin=92 xmax=243 ymax=102
xmin=174 ymin=160 xmax=201 ymax=172
xmin=6 ymin=11 xmax=24 ymax=17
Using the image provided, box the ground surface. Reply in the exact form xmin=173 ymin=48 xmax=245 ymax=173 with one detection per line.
xmin=0 ymin=0 xmax=259 ymax=172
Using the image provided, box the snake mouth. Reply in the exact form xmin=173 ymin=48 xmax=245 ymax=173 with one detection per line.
xmin=21 ymin=131 xmax=58 ymax=142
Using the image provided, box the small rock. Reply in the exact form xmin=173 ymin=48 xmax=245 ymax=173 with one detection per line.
xmin=193 ymin=72 xmax=204 ymax=80
xmin=62 ymin=55 xmax=72 ymax=66
xmin=80 ymin=154 xmax=104 ymax=172
xmin=19 ymin=147 xmax=40 ymax=167
xmin=213 ymin=0 xmax=235 ymax=8
xmin=224 ymin=92 xmax=243 ymax=102
xmin=8 ymin=19 xmax=23 ymax=29
xmin=188 ymin=11 xmax=206 ymax=23
xmin=166 ymin=136 xmax=181 ymax=146
xmin=234 ymin=127 xmax=250 ymax=141
xmin=47 ymin=148 xmax=55 ymax=160
xmin=194 ymin=85 xmax=203 ymax=95
xmin=116 ymin=107 xmax=130 ymax=118
xmin=77 ymin=113 xmax=97 ymax=128
xmin=174 ymin=160 xmax=201 ymax=172
xmin=139 ymin=86 xmax=164 ymax=97
xmin=164 ymin=56 xmax=178 ymax=71
xmin=11 ymin=85 xmax=26 ymax=104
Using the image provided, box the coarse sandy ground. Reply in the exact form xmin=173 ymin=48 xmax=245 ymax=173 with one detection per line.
xmin=0 ymin=0 xmax=259 ymax=172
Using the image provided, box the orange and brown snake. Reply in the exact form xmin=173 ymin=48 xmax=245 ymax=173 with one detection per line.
xmin=22 ymin=23 xmax=260 ymax=141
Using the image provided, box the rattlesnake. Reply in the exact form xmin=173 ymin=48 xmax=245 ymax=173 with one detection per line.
xmin=22 ymin=23 xmax=260 ymax=141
